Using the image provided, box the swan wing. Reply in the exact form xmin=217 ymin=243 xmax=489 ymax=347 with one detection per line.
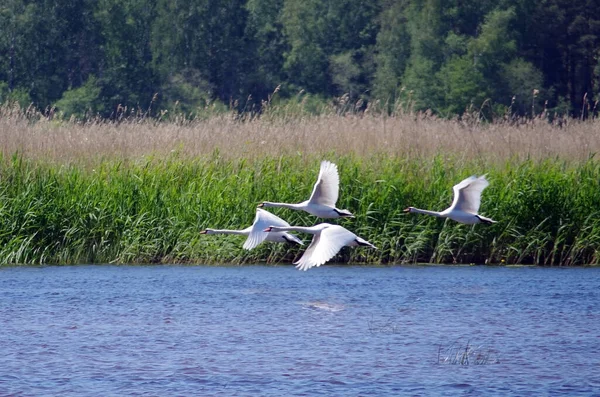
xmin=295 ymin=225 xmax=354 ymax=271
xmin=243 ymin=208 xmax=291 ymax=250
xmin=307 ymin=161 xmax=339 ymax=207
xmin=282 ymin=232 xmax=304 ymax=245
xmin=450 ymin=175 xmax=489 ymax=214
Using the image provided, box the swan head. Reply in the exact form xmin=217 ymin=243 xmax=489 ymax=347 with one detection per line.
xmin=335 ymin=209 xmax=354 ymax=218
xmin=403 ymin=207 xmax=414 ymax=213
xmin=200 ymin=229 xmax=215 ymax=235
xmin=264 ymin=225 xmax=290 ymax=233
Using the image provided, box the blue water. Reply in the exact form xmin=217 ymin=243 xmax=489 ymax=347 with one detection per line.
xmin=1 ymin=265 xmax=599 ymax=396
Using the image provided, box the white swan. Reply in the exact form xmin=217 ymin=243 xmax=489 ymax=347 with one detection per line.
xmin=259 ymin=160 xmax=354 ymax=218
xmin=404 ymin=175 xmax=496 ymax=224
xmin=264 ymin=223 xmax=376 ymax=271
xmin=200 ymin=208 xmax=303 ymax=249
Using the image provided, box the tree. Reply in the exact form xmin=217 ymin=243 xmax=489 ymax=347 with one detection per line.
xmin=373 ymin=0 xmax=411 ymax=106
xmin=0 ymin=0 xmax=103 ymax=109
xmin=500 ymin=58 xmax=544 ymax=115
xmin=95 ymin=0 xmax=158 ymax=114
xmin=468 ymin=8 xmax=517 ymax=78
xmin=280 ymin=0 xmax=379 ymax=97
xmin=152 ymin=0 xmax=250 ymax=108
xmin=436 ymin=55 xmax=489 ymax=115
xmin=0 ymin=0 xmax=598 ymax=118
xmin=400 ymin=0 xmax=448 ymax=110
xmin=54 ymin=75 xmax=104 ymax=118
xmin=244 ymin=0 xmax=287 ymax=101
xmin=280 ymin=0 xmax=331 ymax=94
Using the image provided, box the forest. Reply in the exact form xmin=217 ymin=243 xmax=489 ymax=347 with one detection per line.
xmin=1 ymin=0 xmax=599 ymax=119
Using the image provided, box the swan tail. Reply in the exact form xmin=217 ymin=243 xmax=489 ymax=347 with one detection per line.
xmin=476 ymin=215 xmax=497 ymax=224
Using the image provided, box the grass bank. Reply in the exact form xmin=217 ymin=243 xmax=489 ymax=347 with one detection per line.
xmin=1 ymin=153 xmax=599 ymax=266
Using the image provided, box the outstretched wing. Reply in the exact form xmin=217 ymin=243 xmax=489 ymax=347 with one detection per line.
xmin=282 ymin=232 xmax=304 ymax=245
xmin=307 ymin=161 xmax=340 ymax=207
xmin=295 ymin=225 xmax=355 ymax=271
xmin=450 ymin=175 xmax=490 ymax=214
xmin=243 ymin=208 xmax=291 ymax=250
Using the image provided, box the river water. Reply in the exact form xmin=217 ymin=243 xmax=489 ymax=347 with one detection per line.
xmin=1 ymin=265 xmax=599 ymax=396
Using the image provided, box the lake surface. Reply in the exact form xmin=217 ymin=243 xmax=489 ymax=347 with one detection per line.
xmin=1 ymin=265 xmax=599 ymax=396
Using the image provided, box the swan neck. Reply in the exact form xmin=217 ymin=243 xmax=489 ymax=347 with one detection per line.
xmin=270 ymin=226 xmax=316 ymax=234
xmin=262 ymin=201 xmax=302 ymax=210
xmin=412 ymin=208 xmax=444 ymax=217
xmin=208 ymin=229 xmax=246 ymax=235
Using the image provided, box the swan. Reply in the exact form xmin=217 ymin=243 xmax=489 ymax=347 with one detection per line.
xmin=264 ymin=223 xmax=376 ymax=271
xmin=200 ymin=208 xmax=303 ymax=249
xmin=403 ymin=175 xmax=496 ymax=224
xmin=259 ymin=160 xmax=354 ymax=218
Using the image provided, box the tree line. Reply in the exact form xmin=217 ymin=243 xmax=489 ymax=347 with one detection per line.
xmin=0 ymin=0 xmax=598 ymax=119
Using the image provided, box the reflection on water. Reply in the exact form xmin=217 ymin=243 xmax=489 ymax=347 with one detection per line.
xmin=1 ymin=265 xmax=599 ymax=396
xmin=301 ymin=301 xmax=345 ymax=312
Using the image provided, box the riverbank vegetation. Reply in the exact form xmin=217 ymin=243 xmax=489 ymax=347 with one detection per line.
xmin=1 ymin=105 xmax=599 ymax=266
xmin=0 ymin=0 xmax=599 ymax=120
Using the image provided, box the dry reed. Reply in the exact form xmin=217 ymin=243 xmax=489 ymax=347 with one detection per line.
xmin=2 ymin=103 xmax=600 ymax=265
xmin=1 ymin=103 xmax=599 ymax=164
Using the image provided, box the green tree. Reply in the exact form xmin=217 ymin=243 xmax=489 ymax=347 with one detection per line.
xmin=280 ymin=0 xmax=379 ymax=97
xmin=152 ymin=0 xmax=250 ymax=108
xmin=505 ymin=0 xmax=600 ymax=116
xmin=54 ymin=75 xmax=104 ymax=118
xmin=400 ymin=0 xmax=448 ymax=110
xmin=244 ymin=0 xmax=287 ymax=101
xmin=0 ymin=0 xmax=28 ymax=94
xmin=280 ymin=0 xmax=331 ymax=93
xmin=95 ymin=0 xmax=157 ymax=114
xmin=500 ymin=58 xmax=544 ymax=115
xmin=436 ymin=55 xmax=489 ymax=115
xmin=373 ymin=0 xmax=411 ymax=106
xmin=159 ymin=69 xmax=216 ymax=116
xmin=0 ymin=0 xmax=102 ymax=109
xmin=468 ymin=8 xmax=517 ymax=78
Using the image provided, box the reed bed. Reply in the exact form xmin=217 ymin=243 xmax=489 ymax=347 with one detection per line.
xmin=1 ymin=104 xmax=600 ymax=266
xmin=1 ymin=152 xmax=599 ymax=266
xmin=2 ymin=103 xmax=600 ymax=163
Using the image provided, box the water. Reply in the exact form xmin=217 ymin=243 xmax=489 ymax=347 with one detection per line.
xmin=1 ymin=265 xmax=599 ymax=396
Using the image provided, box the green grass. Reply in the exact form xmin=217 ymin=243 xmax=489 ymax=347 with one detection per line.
xmin=1 ymin=153 xmax=599 ymax=266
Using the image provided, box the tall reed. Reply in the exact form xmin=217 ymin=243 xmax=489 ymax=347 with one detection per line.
xmin=1 ymin=153 xmax=598 ymax=265
xmin=2 ymin=102 xmax=600 ymax=164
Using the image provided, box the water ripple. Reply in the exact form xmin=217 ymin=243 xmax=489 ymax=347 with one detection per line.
xmin=1 ymin=265 xmax=599 ymax=395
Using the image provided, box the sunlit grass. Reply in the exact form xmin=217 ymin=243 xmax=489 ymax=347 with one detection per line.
xmin=2 ymin=101 xmax=600 ymax=163
xmin=1 ymin=152 xmax=599 ymax=266
xmin=1 ymin=103 xmax=599 ymax=265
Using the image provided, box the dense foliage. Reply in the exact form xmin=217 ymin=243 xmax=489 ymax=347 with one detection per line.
xmin=0 ymin=0 xmax=598 ymax=118
xmin=1 ymin=154 xmax=599 ymax=266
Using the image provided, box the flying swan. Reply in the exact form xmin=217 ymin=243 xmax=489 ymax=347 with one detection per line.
xmin=264 ymin=224 xmax=376 ymax=271
xmin=259 ymin=160 xmax=354 ymax=218
xmin=403 ymin=175 xmax=496 ymax=224
xmin=200 ymin=208 xmax=303 ymax=249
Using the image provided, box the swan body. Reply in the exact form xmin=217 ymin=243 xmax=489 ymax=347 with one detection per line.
xmin=259 ymin=161 xmax=354 ymax=218
xmin=200 ymin=208 xmax=303 ymax=249
xmin=264 ymin=223 xmax=376 ymax=271
xmin=404 ymin=175 xmax=496 ymax=225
